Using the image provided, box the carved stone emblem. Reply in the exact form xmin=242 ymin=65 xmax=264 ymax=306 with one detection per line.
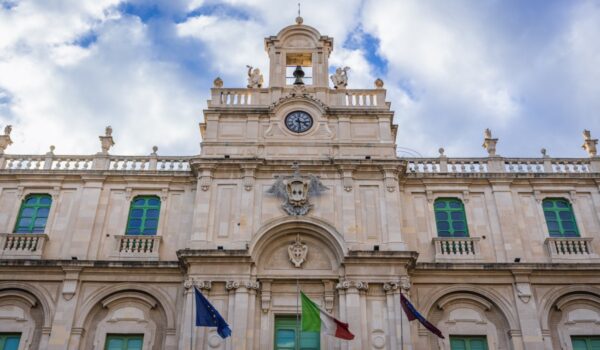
xmin=288 ymin=235 xmax=308 ymax=268
xmin=267 ymin=163 xmax=329 ymax=216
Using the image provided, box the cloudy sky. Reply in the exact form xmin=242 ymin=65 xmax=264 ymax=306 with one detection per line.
xmin=0 ymin=0 xmax=599 ymax=157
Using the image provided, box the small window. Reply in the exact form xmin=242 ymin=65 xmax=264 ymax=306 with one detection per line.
xmin=274 ymin=316 xmax=319 ymax=350
xmin=450 ymin=336 xmax=488 ymax=350
xmin=434 ymin=198 xmax=469 ymax=237
xmin=572 ymin=336 xmax=600 ymax=350
xmin=126 ymin=196 xmax=161 ymax=235
xmin=14 ymin=194 xmax=52 ymax=233
xmin=0 ymin=333 xmax=21 ymax=350
xmin=542 ymin=198 xmax=580 ymax=237
xmin=105 ymin=334 xmax=143 ymax=350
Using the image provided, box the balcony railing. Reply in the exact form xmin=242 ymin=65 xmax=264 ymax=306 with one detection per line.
xmin=406 ymin=157 xmax=595 ymax=174
xmin=0 ymin=154 xmax=191 ymax=172
xmin=433 ymin=237 xmax=481 ymax=262
xmin=545 ymin=237 xmax=598 ymax=262
xmin=0 ymin=233 xmax=48 ymax=259
xmin=113 ymin=235 xmax=161 ymax=260
xmin=208 ymin=87 xmax=388 ymax=109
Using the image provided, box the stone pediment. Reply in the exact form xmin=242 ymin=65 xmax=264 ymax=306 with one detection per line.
xmin=269 ymin=89 xmax=328 ymax=114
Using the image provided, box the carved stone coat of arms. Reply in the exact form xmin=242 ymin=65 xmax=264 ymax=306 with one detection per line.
xmin=267 ymin=164 xmax=328 ymax=216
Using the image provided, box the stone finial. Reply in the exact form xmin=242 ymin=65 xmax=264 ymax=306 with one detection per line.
xmin=0 ymin=124 xmax=13 ymax=154
xmin=582 ymin=129 xmax=598 ymax=157
xmin=99 ymin=126 xmax=115 ymax=155
xmin=151 ymin=145 xmax=158 ymax=156
xmin=47 ymin=145 xmax=55 ymax=156
xmin=246 ymin=65 xmax=264 ymax=88
xmin=482 ymin=128 xmax=499 ymax=157
xmin=330 ymin=67 xmax=350 ymax=89
xmin=374 ymin=78 xmax=384 ymax=89
xmin=213 ymin=77 xmax=223 ymax=88
xmin=438 ymin=147 xmax=445 ymax=157
xmin=541 ymin=148 xmax=548 ymax=157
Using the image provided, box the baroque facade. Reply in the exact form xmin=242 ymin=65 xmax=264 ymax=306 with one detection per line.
xmin=1 ymin=19 xmax=600 ymax=350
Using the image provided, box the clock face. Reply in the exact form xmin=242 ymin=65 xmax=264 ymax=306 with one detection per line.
xmin=285 ymin=111 xmax=313 ymax=133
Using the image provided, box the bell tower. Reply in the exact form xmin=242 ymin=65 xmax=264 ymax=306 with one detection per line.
xmin=264 ymin=16 xmax=333 ymax=88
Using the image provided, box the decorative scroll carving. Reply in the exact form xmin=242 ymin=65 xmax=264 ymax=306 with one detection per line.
xmin=336 ymin=280 xmax=369 ymax=291
xmin=288 ymin=234 xmax=308 ymax=268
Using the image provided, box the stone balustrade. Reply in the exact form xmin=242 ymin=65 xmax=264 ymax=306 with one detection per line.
xmin=0 ymin=154 xmax=190 ymax=172
xmin=433 ymin=237 xmax=481 ymax=262
xmin=208 ymin=87 xmax=387 ymax=108
xmin=0 ymin=233 xmax=48 ymax=259
xmin=406 ymin=156 xmax=596 ymax=174
xmin=113 ymin=235 xmax=161 ymax=260
xmin=545 ymin=237 xmax=598 ymax=262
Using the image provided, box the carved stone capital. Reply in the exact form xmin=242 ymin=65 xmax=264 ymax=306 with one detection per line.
xmin=184 ymin=279 xmax=212 ymax=290
xmin=400 ymin=276 xmax=411 ymax=291
xmin=336 ymin=280 xmax=368 ymax=291
xmin=383 ymin=282 xmax=399 ymax=293
xmin=244 ymin=281 xmax=260 ymax=290
xmin=225 ymin=280 xmax=240 ymax=290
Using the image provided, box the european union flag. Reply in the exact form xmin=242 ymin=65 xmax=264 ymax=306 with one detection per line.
xmin=194 ymin=287 xmax=232 ymax=339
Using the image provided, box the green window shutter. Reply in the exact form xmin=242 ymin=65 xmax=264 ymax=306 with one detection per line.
xmin=274 ymin=316 xmax=319 ymax=350
xmin=434 ymin=198 xmax=469 ymax=237
xmin=572 ymin=336 xmax=600 ymax=350
xmin=542 ymin=198 xmax=580 ymax=237
xmin=450 ymin=336 xmax=488 ymax=350
xmin=0 ymin=333 xmax=21 ymax=350
xmin=105 ymin=334 xmax=143 ymax=350
xmin=14 ymin=194 xmax=52 ymax=233
xmin=450 ymin=338 xmax=467 ymax=350
xmin=126 ymin=196 xmax=161 ymax=235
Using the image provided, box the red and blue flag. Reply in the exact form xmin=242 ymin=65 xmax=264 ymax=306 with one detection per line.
xmin=400 ymin=293 xmax=444 ymax=339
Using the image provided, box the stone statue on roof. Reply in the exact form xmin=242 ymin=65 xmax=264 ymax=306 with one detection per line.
xmin=331 ymin=66 xmax=350 ymax=89
xmin=246 ymin=65 xmax=264 ymax=88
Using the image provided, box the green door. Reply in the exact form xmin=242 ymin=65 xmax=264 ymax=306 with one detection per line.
xmin=572 ymin=336 xmax=600 ymax=350
xmin=105 ymin=334 xmax=143 ymax=350
xmin=275 ymin=316 xmax=319 ymax=350
xmin=450 ymin=336 xmax=488 ymax=350
xmin=0 ymin=334 xmax=21 ymax=350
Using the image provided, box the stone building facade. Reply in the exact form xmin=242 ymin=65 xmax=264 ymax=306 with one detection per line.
xmin=1 ymin=19 xmax=600 ymax=350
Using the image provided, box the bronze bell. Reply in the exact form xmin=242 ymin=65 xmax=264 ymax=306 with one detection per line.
xmin=293 ymin=65 xmax=305 ymax=85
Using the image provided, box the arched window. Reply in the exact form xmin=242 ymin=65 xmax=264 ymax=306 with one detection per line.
xmin=126 ymin=196 xmax=161 ymax=235
xmin=434 ymin=198 xmax=469 ymax=237
xmin=14 ymin=194 xmax=52 ymax=233
xmin=542 ymin=198 xmax=579 ymax=237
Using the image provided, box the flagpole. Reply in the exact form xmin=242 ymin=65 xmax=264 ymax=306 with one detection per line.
xmin=191 ymin=286 xmax=194 ymax=350
xmin=400 ymin=290 xmax=404 ymax=350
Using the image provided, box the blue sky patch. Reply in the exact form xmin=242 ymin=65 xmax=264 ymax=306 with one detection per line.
xmin=74 ymin=30 xmax=98 ymax=48
xmin=344 ymin=26 xmax=388 ymax=76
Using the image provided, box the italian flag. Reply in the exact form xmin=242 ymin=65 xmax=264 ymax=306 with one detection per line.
xmin=301 ymin=292 xmax=355 ymax=340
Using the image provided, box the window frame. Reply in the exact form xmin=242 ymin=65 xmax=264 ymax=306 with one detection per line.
xmin=13 ymin=193 xmax=52 ymax=234
xmin=104 ymin=334 xmax=144 ymax=350
xmin=433 ymin=198 xmax=470 ymax=238
xmin=449 ymin=335 xmax=489 ymax=350
xmin=571 ymin=336 xmax=600 ymax=350
xmin=274 ymin=315 xmax=319 ymax=350
xmin=542 ymin=198 xmax=580 ymax=237
xmin=125 ymin=195 xmax=161 ymax=236
xmin=0 ymin=333 xmax=21 ymax=350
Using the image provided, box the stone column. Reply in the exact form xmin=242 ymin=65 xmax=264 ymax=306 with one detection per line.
xmin=245 ymin=281 xmax=260 ymax=349
xmin=382 ymin=165 xmax=405 ymax=250
xmin=47 ymin=267 xmax=82 ymax=350
xmin=512 ymin=271 xmax=544 ymax=350
xmin=190 ymin=165 xmax=216 ymax=248
xmin=226 ymin=280 xmax=255 ymax=350
xmin=383 ymin=282 xmax=399 ymax=350
xmin=178 ymin=279 xmax=211 ymax=350
xmin=337 ymin=280 xmax=368 ymax=350
xmin=259 ymin=280 xmax=272 ymax=350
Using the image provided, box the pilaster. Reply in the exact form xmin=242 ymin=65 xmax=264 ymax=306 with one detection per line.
xmin=47 ymin=267 xmax=82 ymax=350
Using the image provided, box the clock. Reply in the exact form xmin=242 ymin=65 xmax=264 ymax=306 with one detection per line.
xmin=284 ymin=111 xmax=313 ymax=133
